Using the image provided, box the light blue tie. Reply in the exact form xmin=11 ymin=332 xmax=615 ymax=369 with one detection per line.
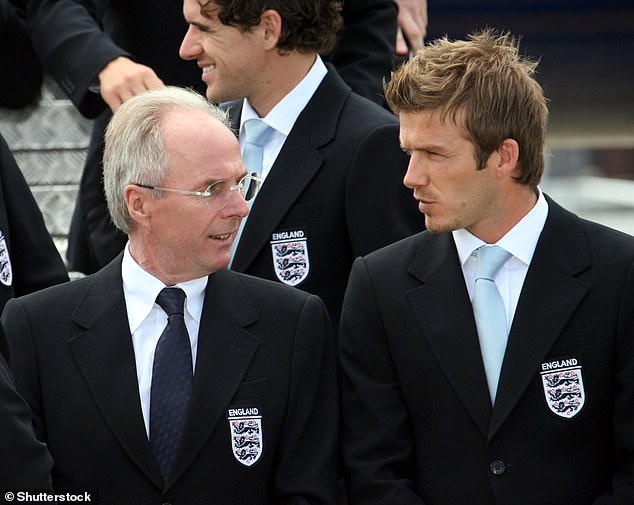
xmin=472 ymin=245 xmax=512 ymax=403
xmin=230 ymin=119 xmax=274 ymax=265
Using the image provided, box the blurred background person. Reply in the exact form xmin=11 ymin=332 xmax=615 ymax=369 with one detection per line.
xmin=0 ymin=133 xmax=69 ymax=313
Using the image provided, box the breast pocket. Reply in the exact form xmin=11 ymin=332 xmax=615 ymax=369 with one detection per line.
xmin=283 ymin=201 xmax=320 ymax=224
xmin=548 ymin=327 xmax=594 ymax=355
xmin=231 ymin=377 xmax=270 ymax=402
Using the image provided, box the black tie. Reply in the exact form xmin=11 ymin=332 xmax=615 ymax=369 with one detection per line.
xmin=150 ymin=287 xmax=193 ymax=481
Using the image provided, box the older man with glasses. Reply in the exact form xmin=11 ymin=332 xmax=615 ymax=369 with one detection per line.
xmin=2 ymin=86 xmax=338 ymax=505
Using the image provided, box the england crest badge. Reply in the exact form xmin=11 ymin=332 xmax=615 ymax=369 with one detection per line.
xmin=540 ymin=357 xmax=586 ymax=419
xmin=270 ymin=229 xmax=310 ymax=286
xmin=0 ymin=230 xmax=13 ymax=286
xmin=227 ymin=407 xmax=263 ymax=467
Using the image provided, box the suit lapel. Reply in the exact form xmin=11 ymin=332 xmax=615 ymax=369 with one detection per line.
xmin=167 ymin=269 xmax=259 ymax=488
xmin=490 ymin=198 xmax=590 ymax=438
xmin=67 ymin=257 xmax=163 ymax=488
xmin=406 ymin=233 xmax=492 ymax=436
xmin=229 ymin=68 xmax=351 ymax=271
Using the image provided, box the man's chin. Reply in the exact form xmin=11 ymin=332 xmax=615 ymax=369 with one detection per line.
xmin=425 ymin=218 xmax=460 ymax=234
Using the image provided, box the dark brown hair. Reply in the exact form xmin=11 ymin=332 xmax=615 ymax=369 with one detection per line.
xmin=200 ymin=0 xmax=343 ymax=54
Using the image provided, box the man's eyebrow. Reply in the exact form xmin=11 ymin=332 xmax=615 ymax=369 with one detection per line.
xmin=188 ymin=20 xmax=209 ymax=30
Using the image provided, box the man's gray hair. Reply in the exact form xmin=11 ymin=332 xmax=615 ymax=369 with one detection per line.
xmin=103 ymin=86 xmax=230 ymax=234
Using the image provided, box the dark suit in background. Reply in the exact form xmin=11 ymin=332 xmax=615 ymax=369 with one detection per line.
xmin=0 ymin=323 xmax=52 ymax=491
xmin=0 ymin=0 xmax=42 ymax=108
xmin=23 ymin=0 xmax=399 ymax=274
xmin=0 ymin=134 xmax=69 ymax=314
xmin=326 ymin=0 xmax=397 ymax=105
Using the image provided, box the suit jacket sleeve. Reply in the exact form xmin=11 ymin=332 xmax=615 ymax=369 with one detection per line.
xmin=339 ymin=257 xmax=425 ymax=504
xmin=26 ymin=0 xmax=130 ymax=117
xmin=0 ymin=323 xmax=52 ymax=490
xmin=345 ymin=121 xmax=422 ymax=257
xmin=595 ymin=260 xmax=634 ymax=503
xmin=0 ymin=135 xmax=69 ymax=307
xmin=274 ymin=294 xmax=339 ymax=505
xmin=327 ymin=0 xmax=397 ymax=105
xmin=1 ymin=297 xmax=46 ymax=443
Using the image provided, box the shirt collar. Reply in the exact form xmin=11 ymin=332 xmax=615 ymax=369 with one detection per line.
xmin=122 ymin=243 xmax=208 ymax=333
xmin=239 ymin=55 xmax=327 ymax=136
xmin=453 ymin=187 xmax=549 ymax=267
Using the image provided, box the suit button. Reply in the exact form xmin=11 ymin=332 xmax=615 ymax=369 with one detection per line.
xmin=490 ymin=460 xmax=506 ymax=476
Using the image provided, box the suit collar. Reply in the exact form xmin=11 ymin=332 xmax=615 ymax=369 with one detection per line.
xmin=406 ymin=233 xmax=493 ymax=435
xmin=490 ymin=196 xmax=590 ymax=437
xmin=406 ymin=198 xmax=591 ymax=439
xmin=69 ymin=256 xmax=163 ymax=487
xmin=229 ymin=67 xmax=352 ymax=270
xmin=69 ymin=262 xmax=260 ymax=490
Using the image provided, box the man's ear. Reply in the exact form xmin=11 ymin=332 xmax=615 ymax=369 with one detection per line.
xmin=495 ymin=138 xmax=520 ymax=177
xmin=124 ymin=184 xmax=151 ymax=228
xmin=259 ymin=9 xmax=282 ymax=50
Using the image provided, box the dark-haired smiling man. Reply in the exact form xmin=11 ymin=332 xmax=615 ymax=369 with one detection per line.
xmin=180 ymin=0 xmax=422 ymax=328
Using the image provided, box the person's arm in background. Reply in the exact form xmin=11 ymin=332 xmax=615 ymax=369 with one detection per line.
xmin=327 ymin=0 xmax=397 ymax=105
xmin=24 ymin=0 xmax=163 ymax=117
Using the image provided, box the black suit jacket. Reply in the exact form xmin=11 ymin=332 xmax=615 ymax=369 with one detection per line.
xmin=24 ymin=0 xmax=401 ymax=274
xmin=2 ymin=257 xmax=338 ymax=504
xmin=0 ymin=324 xmax=52 ymax=491
xmin=326 ymin=0 xmax=397 ymax=105
xmin=228 ymin=67 xmax=422 ymax=326
xmin=0 ymin=134 xmax=69 ymax=313
xmin=339 ymin=196 xmax=634 ymax=505
xmin=1 ymin=0 xmax=42 ymax=108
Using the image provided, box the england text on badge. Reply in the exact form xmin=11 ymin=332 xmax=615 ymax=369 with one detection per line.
xmin=227 ymin=407 xmax=264 ymax=467
xmin=270 ymin=229 xmax=310 ymax=286
xmin=540 ymin=357 xmax=586 ymax=419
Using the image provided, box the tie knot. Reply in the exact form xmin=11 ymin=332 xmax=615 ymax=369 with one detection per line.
xmin=156 ymin=287 xmax=186 ymax=317
xmin=242 ymin=119 xmax=273 ymax=147
xmin=474 ymin=245 xmax=511 ymax=281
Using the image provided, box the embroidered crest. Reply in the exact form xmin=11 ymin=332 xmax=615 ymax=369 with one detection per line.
xmin=270 ymin=229 xmax=310 ymax=286
xmin=0 ymin=230 xmax=12 ymax=286
xmin=228 ymin=407 xmax=263 ymax=467
xmin=540 ymin=357 xmax=585 ymax=419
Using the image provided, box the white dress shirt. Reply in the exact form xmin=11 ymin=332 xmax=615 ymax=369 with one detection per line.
xmin=239 ymin=55 xmax=328 ymax=183
xmin=121 ymin=243 xmax=208 ymax=437
xmin=453 ymin=189 xmax=549 ymax=331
